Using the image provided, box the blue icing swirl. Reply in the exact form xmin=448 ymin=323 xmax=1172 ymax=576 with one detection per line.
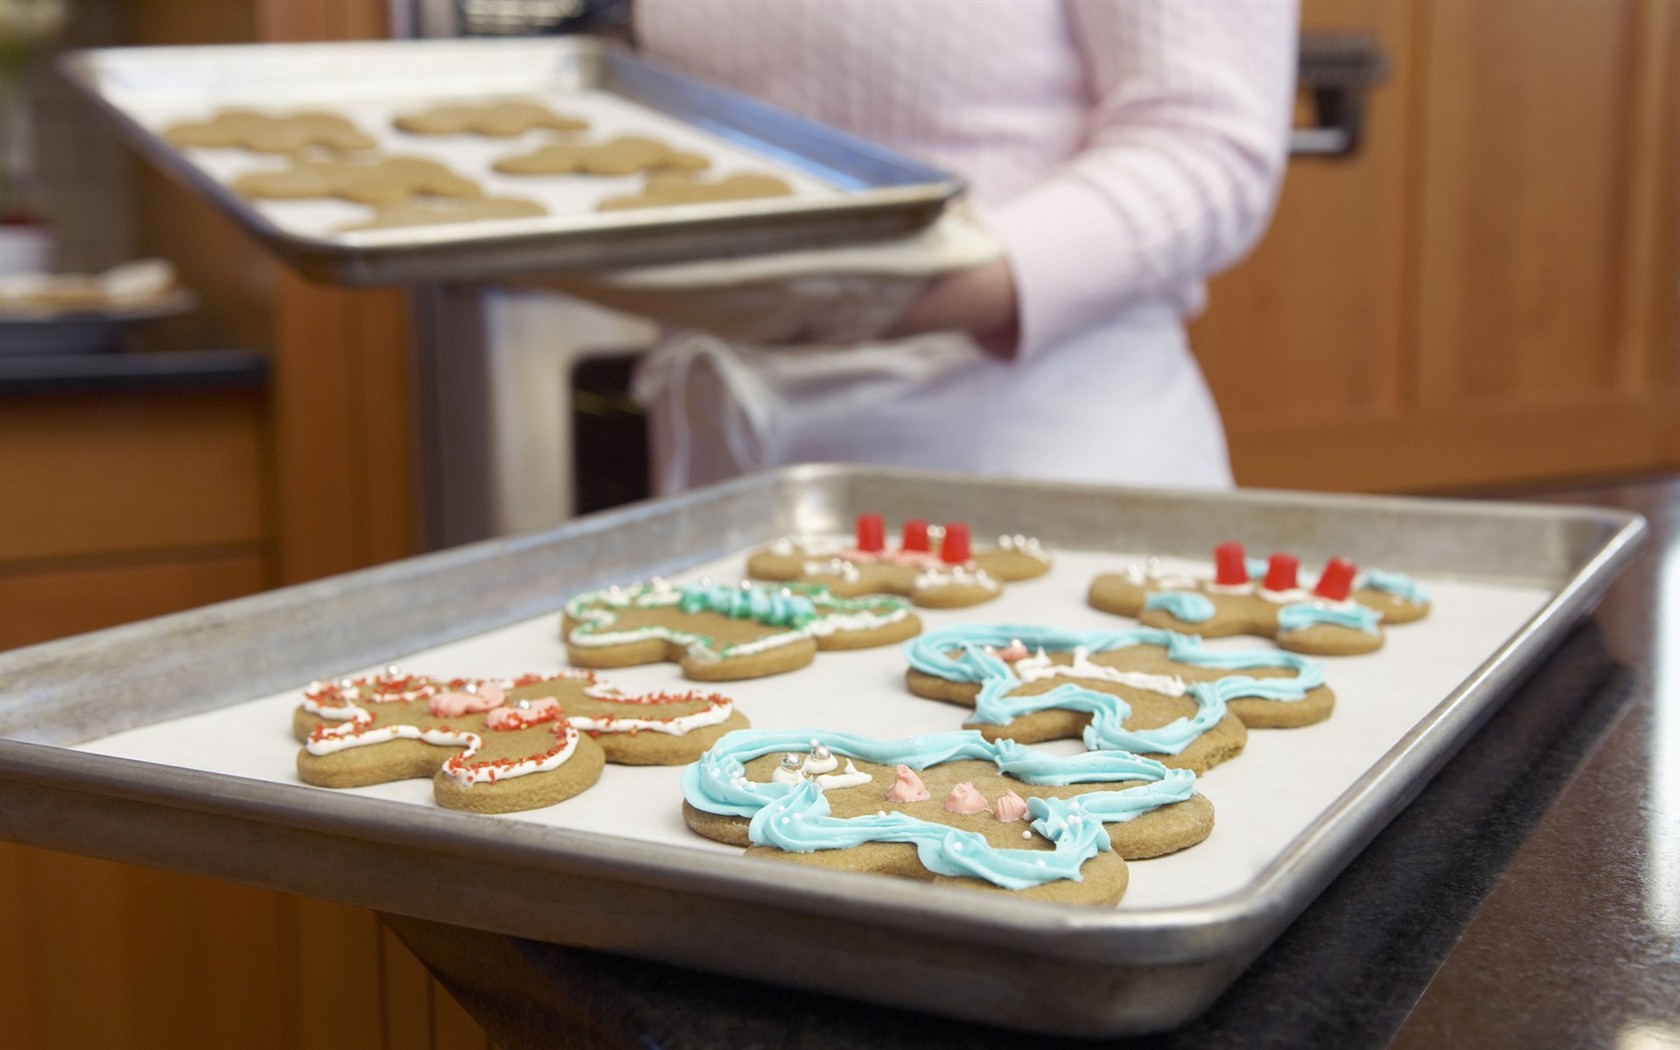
xmin=683 ymin=729 xmax=1196 ymax=890
xmin=1356 ymin=569 xmax=1431 ymax=605
xmin=1144 ymin=590 xmax=1216 ymax=623
xmin=905 ymin=625 xmax=1327 ymax=754
xmin=1277 ymin=602 xmax=1381 ymax=635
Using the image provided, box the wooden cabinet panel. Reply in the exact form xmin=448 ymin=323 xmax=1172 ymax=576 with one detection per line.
xmin=1414 ymin=0 xmax=1647 ymax=406
xmin=1198 ymin=0 xmax=1680 ymax=491
xmin=1192 ymin=0 xmax=1418 ymax=428
xmin=0 ymin=553 xmax=267 ymax=649
xmin=0 ymin=392 xmax=268 ymax=562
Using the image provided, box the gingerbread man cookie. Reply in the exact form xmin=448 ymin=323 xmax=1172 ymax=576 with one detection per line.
xmin=393 ymin=100 xmax=590 ymax=137
xmin=562 ymin=579 xmax=921 ymax=681
xmin=682 ymin=729 xmax=1210 ymax=906
xmin=295 ymin=669 xmax=607 ymax=813
xmin=232 ymin=156 xmax=483 ymax=207
xmin=1087 ymin=542 xmax=1432 ymax=656
xmin=162 ymin=109 xmax=376 ymax=154
xmin=492 ymin=135 xmax=710 ymax=177
xmin=337 ymin=195 xmax=547 ymax=231
xmin=905 ymin=624 xmax=1336 ymax=773
xmin=597 ymin=171 xmax=794 ymax=210
xmin=747 ymin=514 xmax=1051 ymax=610
xmin=295 ymin=667 xmax=752 ymax=775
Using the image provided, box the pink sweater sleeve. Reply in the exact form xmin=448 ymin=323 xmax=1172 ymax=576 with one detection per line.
xmin=980 ymin=0 xmax=1298 ymax=358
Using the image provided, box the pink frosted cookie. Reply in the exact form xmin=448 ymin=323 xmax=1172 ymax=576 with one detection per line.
xmin=1087 ymin=542 xmax=1431 ymax=656
xmin=746 ymin=514 xmax=1051 ymax=609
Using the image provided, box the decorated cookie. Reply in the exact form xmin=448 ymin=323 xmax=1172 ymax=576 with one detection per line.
xmin=393 ymin=100 xmax=589 ymax=137
xmin=337 ymin=195 xmax=548 ymax=231
xmin=682 ymin=729 xmax=1211 ymax=905
xmin=747 ymin=514 xmax=1051 ymax=610
xmin=905 ymin=625 xmax=1336 ymax=773
xmin=1088 ymin=542 xmax=1432 ymax=656
xmin=294 ymin=669 xmax=606 ymax=813
xmin=562 ymin=579 xmax=921 ymax=681
xmin=492 ymin=135 xmax=710 ymax=177
xmin=597 ymin=171 xmax=794 ymax=210
xmin=295 ymin=667 xmax=751 ymax=776
xmin=162 ymin=109 xmax=376 ymax=154
xmin=231 ymin=156 xmax=483 ymax=207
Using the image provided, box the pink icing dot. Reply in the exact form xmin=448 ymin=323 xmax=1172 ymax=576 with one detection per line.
xmin=944 ymin=782 xmax=991 ymax=815
xmin=484 ymin=696 xmax=559 ymax=729
xmin=998 ymin=640 xmax=1030 ymax=663
xmin=428 ymin=681 xmax=506 ymax=718
xmin=993 ymin=791 xmax=1030 ymax=823
xmin=886 ymin=765 xmax=931 ymax=803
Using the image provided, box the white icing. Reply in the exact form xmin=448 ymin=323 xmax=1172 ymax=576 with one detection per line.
xmin=817 ymin=761 xmax=871 ymax=790
xmin=444 ymin=724 xmax=580 ymax=786
xmin=1013 ymin=647 xmax=1188 ymax=697
xmin=565 ymin=698 xmax=733 ymax=737
xmin=913 ymin=566 xmax=1001 ymax=593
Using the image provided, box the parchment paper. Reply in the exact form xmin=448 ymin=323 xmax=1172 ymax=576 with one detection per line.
xmin=75 ymin=543 xmax=1553 ymax=912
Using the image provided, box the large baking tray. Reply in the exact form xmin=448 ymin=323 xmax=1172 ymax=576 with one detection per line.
xmin=0 ymin=467 xmax=1646 ymax=1036
xmin=59 ymin=37 xmax=962 ymax=285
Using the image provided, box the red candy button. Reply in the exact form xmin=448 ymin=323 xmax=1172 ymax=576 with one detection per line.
xmin=1264 ymin=553 xmax=1299 ymax=592
xmin=901 ymin=519 xmax=930 ymax=552
xmin=940 ymin=522 xmax=971 ymax=564
xmin=1314 ymin=557 xmax=1357 ymax=601
xmin=1214 ymin=541 xmax=1248 ymax=585
xmin=855 ymin=513 xmax=885 ymax=552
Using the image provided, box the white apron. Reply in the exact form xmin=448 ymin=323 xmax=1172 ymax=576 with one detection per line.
xmin=632 ymin=301 xmax=1233 ymax=494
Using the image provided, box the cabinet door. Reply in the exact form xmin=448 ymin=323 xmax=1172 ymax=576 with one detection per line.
xmin=1193 ymin=0 xmax=1680 ymax=492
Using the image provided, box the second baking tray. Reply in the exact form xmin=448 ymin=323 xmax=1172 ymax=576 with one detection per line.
xmin=59 ymin=36 xmax=963 ymax=285
xmin=0 ymin=467 xmax=1646 ymax=1036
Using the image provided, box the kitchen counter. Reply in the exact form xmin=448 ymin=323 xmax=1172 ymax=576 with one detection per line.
xmin=383 ymin=474 xmax=1680 ymax=1049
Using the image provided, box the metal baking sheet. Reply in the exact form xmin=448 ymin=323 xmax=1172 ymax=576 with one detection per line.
xmin=59 ymin=37 xmax=963 ymax=285
xmin=0 ymin=467 xmax=1646 ymax=1036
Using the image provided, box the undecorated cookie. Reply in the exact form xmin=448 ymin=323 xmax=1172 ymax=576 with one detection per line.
xmin=597 ymin=171 xmax=793 ymax=210
xmin=337 ymin=195 xmax=547 ymax=231
xmin=394 ymin=100 xmax=589 ymax=137
xmin=493 ymin=134 xmax=709 ymax=176
xmin=162 ymin=109 xmax=376 ymax=154
xmin=232 ymin=156 xmax=483 ymax=207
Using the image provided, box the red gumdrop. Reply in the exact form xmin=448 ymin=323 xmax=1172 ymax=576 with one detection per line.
xmin=901 ymin=519 xmax=931 ymax=552
xmin=1314 ymin=557 xmax=1357 ymax=601
xmin=1264 ymin=553 xmax=1299 ymax=592
xmin=855 ymin=513 xmax=885 ymax=552
xmin=940 ymin=522 xmax=972 ymax=564
xmin=1214 ymin=541 xmax=1248 ymax=585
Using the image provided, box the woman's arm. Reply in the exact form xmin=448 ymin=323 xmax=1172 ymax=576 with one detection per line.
xmin=891 ymin=0 xmax=1297 ymax=358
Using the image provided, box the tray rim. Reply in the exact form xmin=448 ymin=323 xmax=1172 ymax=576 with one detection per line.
xmin=56 ymin=36 xmax=965 ymax=285
xmin=0 ymin=466 xmax=1649 ymax=1031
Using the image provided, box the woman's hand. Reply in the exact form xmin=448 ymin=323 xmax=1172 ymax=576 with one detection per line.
xmin=884 ymin=257 xmax=1020 ymax=356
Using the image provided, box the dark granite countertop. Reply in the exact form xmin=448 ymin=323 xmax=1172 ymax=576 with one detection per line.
xmin=385 ymin=476 xmax=1680 ymax=1049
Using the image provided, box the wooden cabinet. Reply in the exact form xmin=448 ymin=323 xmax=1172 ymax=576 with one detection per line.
xmin=1193 ymin=0 xmax=1680 ymax=492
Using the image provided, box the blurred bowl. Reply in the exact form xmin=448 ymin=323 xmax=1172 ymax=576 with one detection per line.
xmin=0 ymin=288 xmax=196 ymax=355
